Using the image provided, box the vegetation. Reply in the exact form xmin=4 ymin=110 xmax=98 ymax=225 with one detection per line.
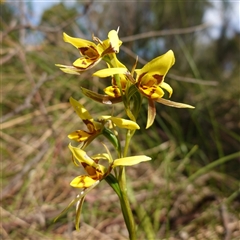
xmin=1 ymin=1 xmax=239 ymax=239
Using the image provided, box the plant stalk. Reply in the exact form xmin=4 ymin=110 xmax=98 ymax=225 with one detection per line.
xmin=118 ymin=166 xmax=136 ymax=240
xmin=117 ymin=129 xmax=137 ymax=239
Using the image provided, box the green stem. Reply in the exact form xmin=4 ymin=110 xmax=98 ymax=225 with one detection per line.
xmin=105 ymin=174 xmax=134 ymax=238
xmin=118 ymin=166 xmax=136 ymax=240
xmin=118 ymin=129 xmax=137 ymax=240
xmin=123 ymin=129 xmax=135 ymax=157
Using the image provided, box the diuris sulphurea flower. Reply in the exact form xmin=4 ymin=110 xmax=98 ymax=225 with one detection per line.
xmin=68 ymin=97 xmax=140 ymax=149
xmin=69 ymin=144 xmax=151 ymax=189
xmin=134 ymin=50 xmax=194 ymax=128
xmin=54 ymin=144 xmax=151 ymax=230
xmin=93 ymin=50 xmax=194 ymax=128
xmin=56 ymin=29 xmax=122 ymax=74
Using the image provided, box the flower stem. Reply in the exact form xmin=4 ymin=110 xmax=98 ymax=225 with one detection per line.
xmin=118 ymin=129 xmax=137 ymax=240
xmin=123 ymin=129 xmax=135 ymax=157
xmin=118 ymin=166 xmax=136 ymax=240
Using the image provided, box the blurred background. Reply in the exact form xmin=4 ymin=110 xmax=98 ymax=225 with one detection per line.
xmin=1 ymin=0 xmax=239 ymax=239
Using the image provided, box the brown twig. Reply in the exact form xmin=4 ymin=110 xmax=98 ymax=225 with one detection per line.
xmin=168 ymin=73 xmax=218 ymax=86
xmin=1 ymin=102 xmax=69 ymax=129
xmin=220 ymin=203 xmax=232 ymax=240
xmin=121 ymin=23 xmax=210 ymax=42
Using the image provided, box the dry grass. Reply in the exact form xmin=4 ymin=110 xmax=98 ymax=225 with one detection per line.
xmin=1 ymin=95 xmax=239 ymax=239
xmin=1 ymin=5 xmax=240 ymax=239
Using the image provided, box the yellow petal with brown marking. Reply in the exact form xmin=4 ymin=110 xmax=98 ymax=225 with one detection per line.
xmin=70 ymin=176 xmax=97 ymax=188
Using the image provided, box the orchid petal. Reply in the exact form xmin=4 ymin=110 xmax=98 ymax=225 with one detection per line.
xmin=156 ymin=98 xmax=195 ymax=108
xmin=93 ymin=68 xmax=128 ymax=78
xmin=55 ymin=64 xmax=81 ymax=75
xmin=70 ymin=176 xmax=98 ymax=188
xmin=100 ymin=116 xmax=140 ymax=130
xmin=135 ymin=50 xmax=175 ymax=77
xmin=141 ymin=85 xmax=165 ymax=99
xmin=63 ymin=32 xmax=96 ymax=50
xmin=91 ymin=153 xmax=111 ymax=162
xmin=104 ymin=85 xmax=121 ymax=98
xmin=73 ymin=57 xmax=101 ymax=70
xmin=160 ymin=82 xmax=173 ymax=97
xmin=146 ymin=99 xmax=156 ymax=129
xmin=113 ymin=155 xmax=151 ymax=166
xmin=69 ymin=97 xmax=93 ymax=120
xmin=68 ymin=144 xmax=96 ymax=165
xmin=68 ymin=130 xmax=92 ymax=142
xmin=81 ymin=87 xmax=122 ymax=104
xmin=68 ymin=144 xmax=106 ymax=174
xmin=108 ymin=30 xmax=122 ymax=53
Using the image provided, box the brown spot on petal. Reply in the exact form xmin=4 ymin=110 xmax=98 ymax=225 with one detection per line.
xmin=137 ymin=72 xmax=147 ymax=83
xmin=74 ymin=130 xmax=85 ymax=141
xmin=79 ymin=47 xmax=88 ymax=55
xmin=83 ymin=120 xmax=95 ymax=133
xmin=153 ymin=74 xmax=163 ymax=84
xmin=77 ymin=176 xmax=86 ymax=186
xmin=79 ymin=46 xmax=99 ymax=59
xmin=111 ymin=86 xmax=121 ymax=98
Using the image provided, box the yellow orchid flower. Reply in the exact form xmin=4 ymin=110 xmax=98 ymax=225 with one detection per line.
xmin=68 ymin=97 xmax=140 ymax=147
xmin=69 ymin=144 xmax=106 ymax=188
xmin=93 ymin=50 xmax=194 ymax=128
xmin=135 ymin=50 xmax=194 ymax=128
xmin=56 ymin=29 xmax=122 ymax=74
xmin=69 ymin=144 xmax=151 ymax=189
xmin=66 ymin=144 xmax=151 ymax=230
xmin=135 ymin=50 xmax=174 ymax=100
xmin=68 ymin=97 xmax=102 ymax=144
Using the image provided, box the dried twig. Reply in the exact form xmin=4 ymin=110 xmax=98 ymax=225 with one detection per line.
xmin=121 ymin=23 xmax=210 ymax=42
xmin=1 ymin=102 xmax=69 ymax=129
xmin=220 ymin=203 xmax=232 ymax=240
xmin=168 ymin=73 xmax=218 ymax=86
